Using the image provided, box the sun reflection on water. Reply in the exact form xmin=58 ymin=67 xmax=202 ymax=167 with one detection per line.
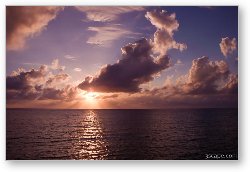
xmin=72 ymin=110 xmax=108 ymax=160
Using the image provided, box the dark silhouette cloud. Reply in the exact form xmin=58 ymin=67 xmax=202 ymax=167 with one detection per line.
xmin=6 ymin=61 xmax=78 ymax=101
xmin=46 ymin=73 xmax=69 ymax=86
xmin=39 ymin=85 xmax=78 ymax=101
xmin=78 ymin=38 xmax=171 ymax=92
xmin=7 ymin=65 xmax=48 ymax=91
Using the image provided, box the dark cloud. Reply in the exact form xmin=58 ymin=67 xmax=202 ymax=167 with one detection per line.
xmin=46 ymin=73 xmax=69 ymax=86
xmin=7 ymin=6 xmax=63 ymax=50
xmin=78 ymin=38 xmax=171 ymax=92
xmin=7 ymin=62 xmax=78 ymax=101
xmin=39 ymin=85 xmax=78 ymax=101
xmin=7 ymin=65 xmax=47 ymax=91
xmin=96 ymin=94 xmax=119 ymax=100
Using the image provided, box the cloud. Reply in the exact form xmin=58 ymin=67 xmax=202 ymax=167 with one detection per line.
xmin=78 ymin=10 xmax=188 ymax=93
xmin=74 ymin=68 xmax=82 ymax=72
xmin=7 ymin=60 xmax=78 ymax=101
xmin=176 ymin=59 xmax=183 ymax=65
xmin=7 ymin=65 xmax=48 ymax=90
xmin=145 ymin=10 xmax=187 ymax=55
xmin=64 ymin=55 xmax=77 ymax=60
xmin=181 ymin=56 xmax=230 ymax=94
xmin=7 ymin=65 xmax=49 ymax=100
xmin=221 ymin=74 xmax=238 ymax=94
xmin=147 ymin=56 xmax=237 ymax=96
xmin=51 ymin=59 xmax=65 ymax=71
xmin=78 ymin=38 xmax=170 ymax=92
xmin=75 ymin=6 xmax=144 ymax=22
xmin=7 ymin=6 xmax=63 ymax=50
xmin=87 ymin=25 xmax=141 ymax=47
xmin=96 ymin=94 xmax=119 ymax=100
xmin=39 ymin=85 xmax=78 ymax=101
xmin=46 ymin=73 xmax=69 ymax=86
xmin=125 ymin=56 xmax=237 ymax=108
xmin=219 ymin=37 xmax=237 ymax=57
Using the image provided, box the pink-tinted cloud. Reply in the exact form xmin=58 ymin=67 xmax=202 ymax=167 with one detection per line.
xmin=64 ymin=55 xmax=77 ymax=60
xmin=7 ymin=6 xmax=63 ymax=50
xmin=147 ymin=56 xmax=237 ymax=96
xmin=74 ymin=68 xmax=82 ymax=72
xmin=145 ymin=10 xmax=187 ymax=55
xmin=219 ymin=37 xmax=237 ymax=57
xmin=87 ymin=25 xmax=141 ymax=47
xmin=75 ymin=6 xmax=144 ymax=22
xmin=50 ymin=59 xmax=66 ymax=71
xmin=182 ymin=56 xmax=230 ymax=94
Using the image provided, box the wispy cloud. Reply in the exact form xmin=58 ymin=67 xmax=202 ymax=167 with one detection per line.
xmin=74 ymin=68 xmax=82 ymax=72
xmin=75 ymin=6 xmax=145 ymax=22
xmin=51 ymin=59 xmax=65 ymax=71
xmin=87 ymin=25 xmax=141 ymax=47
xmin=64 ymin=55 xmax=77 ymax=60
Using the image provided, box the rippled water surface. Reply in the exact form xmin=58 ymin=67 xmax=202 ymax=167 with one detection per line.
xmin=6 ymin=109 xmax=238 ymax=160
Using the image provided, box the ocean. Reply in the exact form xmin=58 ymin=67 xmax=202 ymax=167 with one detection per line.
xmin=6 ymin=108 xmax=238 ymax=160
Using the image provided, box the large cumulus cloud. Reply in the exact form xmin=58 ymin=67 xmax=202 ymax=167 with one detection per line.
xmin=182 ymin=56 xmax=230 ymax=94
xmin=78 ymin=38 xmax=170 ymax=92
xmin=7 ymin=6 xmax=63 ymax=50
xmin=78 ymin=10 xmax=187 ymax=93
xmin=132 ymin=56 xmax=238 ymax=108
xmin=147 ymin=56 xmax=237 ymax=96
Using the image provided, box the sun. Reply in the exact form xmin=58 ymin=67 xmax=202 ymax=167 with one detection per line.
xmin=84 ymin=91 xmax=99 ymax=102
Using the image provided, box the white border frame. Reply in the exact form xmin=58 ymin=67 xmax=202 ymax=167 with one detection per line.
xmin=1 ymin=1 xmax=249 ymax=172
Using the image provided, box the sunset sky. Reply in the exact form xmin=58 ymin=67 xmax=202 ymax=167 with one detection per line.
xmin=6 ymin=6 xmax=238 ymax=109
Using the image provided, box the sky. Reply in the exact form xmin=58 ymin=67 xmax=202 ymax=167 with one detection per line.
xmin=6 ymin=6 xmax=238 ymax=109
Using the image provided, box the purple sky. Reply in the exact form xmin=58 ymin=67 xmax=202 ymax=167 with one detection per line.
xmin=6 ymin=6 xmax=238 ymax=109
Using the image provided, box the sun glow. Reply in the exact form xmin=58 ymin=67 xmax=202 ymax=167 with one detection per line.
xmin=78 ymin=91 xmax=100 ymax=108
xmin=84 ymin=91 xmax=98 ymax=102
